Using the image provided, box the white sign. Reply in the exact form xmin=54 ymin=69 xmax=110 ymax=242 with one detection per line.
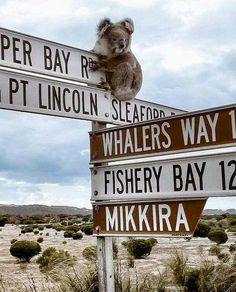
xmin=0 ymin=69 xmax=111 ymax=122
xmin=0 ymin=27 xmax=104 ymax=85
xmin=91 ymin=151 xmax=236 ymax=201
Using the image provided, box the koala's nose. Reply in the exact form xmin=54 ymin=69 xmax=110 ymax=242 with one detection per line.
xmin=119 ymin=40 xmax=125 ymax=49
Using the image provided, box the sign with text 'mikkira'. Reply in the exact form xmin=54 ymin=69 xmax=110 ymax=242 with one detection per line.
xmin=93 ymin=199 xmax=206 ymax=237
xmin=90 ymin=103 xmax=236 ymax=162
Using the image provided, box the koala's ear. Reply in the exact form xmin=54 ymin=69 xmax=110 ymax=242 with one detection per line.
xmin=97 ymin=18 xmax=111 ymax=37
xmin=120 ymin=18 xmax=134 ymax=34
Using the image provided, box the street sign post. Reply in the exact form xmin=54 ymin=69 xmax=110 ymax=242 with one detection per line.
xmin=90 ymin=103 xmax=236 ymax=162
xmin=93 ymin=199 xmax=206 ymax=237
xmin=0 ymin=27 xmax=104 ymax=85
xmin=91 ymin=150 xmax=236 ymax=201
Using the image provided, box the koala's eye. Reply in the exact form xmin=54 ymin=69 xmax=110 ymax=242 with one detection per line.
xmin=112 ymin=38 xmax=117 ymax=42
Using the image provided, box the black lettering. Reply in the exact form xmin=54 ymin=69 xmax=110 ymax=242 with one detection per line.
xmin=140 ymin=105 xmax=145 ymax=121
xmin=52 ymin=86 xmax=61 ymax=111
xmin=104 ymin=171 xmax=110 ymax=194
xmin=9 ymin=78 xmax=19 ymax=104
xmin=1 ymin=34 xmax=10 ymax=60
xmin=62 ymin=88 xmax=71 ymax=112
xmin=146 ymin=107 xmax=153 ymax=120
xmin=152 ymin=166 xmax=162 ymax=192
xmin=194 ymin=162 xmax=206 ymax=190
xmin=133 ymin=104 xmax=139 ymax=122
xmin=228 ymin=160 xmax=236 ymax=190
xmin=185 ymin=164 xmax=196 ymax=191
xmin=21 ymin=80 xmax=28 ymax=106
xmin=143 ymin=167 xmax=152 ymax=192
xmin=125 ymin=169 xmax=134 ymax=193
xmin=153 ymin=109 xmax=159 ymax=119
xmin=160 ymin=110 xmax=165 ymax=118
xmin=44 ymin=46 xmax=52 ymax=70
xmin=81 ymin=55 xmax=89 ymax=78
xmin=53 ymin=49 xmax=63 ymax=72
xmin=125 ymin=102 xmax=131 ymax=123
xmin=38 ymin=83 xmax=47 ymax=109
xmin=134 ymin=168 xmax=142 ymax=193
xmin=12 ymin=37 xmax=21 ymax=64
xmin=72 ymin=90 xmax=80 ymax=113
xmin=82 ymin=92 xmax=89 ymax=115
xmin=112 ymin=170 xmax=115 ymax=194
xmin=90 ymin=93 xmax=98 ymax=116
xmin=23 ymin=40 xmax=32 ymax=66
xmin=116 ymin=170 xmax=124 ymax=194
xmin=119 ymin=100 xmax=125 ymax=122
xmin=111 ymin=99 xmax=118 ymax=120
xmin=173 ymin=164 xmax=183 ymax=191
xmin=61 ymin=50 xmax=70 ymax=74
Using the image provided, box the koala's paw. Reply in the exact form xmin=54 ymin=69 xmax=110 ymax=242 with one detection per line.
xmin=98 ymin=78 xmax=111 ymax=91
xmin=90 ymin=60 xmax=101 ymax=71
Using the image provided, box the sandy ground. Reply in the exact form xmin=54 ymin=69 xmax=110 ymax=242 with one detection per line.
xmin=0 ymin=224 xmax=235 ymax=291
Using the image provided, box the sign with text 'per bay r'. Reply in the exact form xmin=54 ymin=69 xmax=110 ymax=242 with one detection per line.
xmin=90 ymin=104 xmax=236 ymax=162
xmin=91 ymin=151 xmax=236 ymax=201
xmin=0 ymin=69 xmax=111 ymax=122
xmin=0 ymin=27 xmax=103 ymax=85
xmin=93 ymin=199 xmax=206 ymax=237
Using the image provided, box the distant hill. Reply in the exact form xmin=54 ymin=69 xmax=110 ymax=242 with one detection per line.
xmin=0 ymin=204 xmax=91 ymax=216
xmin=203 ymin=209 xmax=236 ymax=215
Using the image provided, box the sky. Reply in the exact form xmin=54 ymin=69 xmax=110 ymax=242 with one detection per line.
xmin=0 ymin=0 xmax=236 ymax=209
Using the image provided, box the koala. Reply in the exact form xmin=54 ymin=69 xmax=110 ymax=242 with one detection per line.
xmin=91 ymin=18 xmax=142 ymax=101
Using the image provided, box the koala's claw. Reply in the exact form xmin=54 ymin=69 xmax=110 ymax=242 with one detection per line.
xmin=98 ymin=79 xmax=111 ymax=91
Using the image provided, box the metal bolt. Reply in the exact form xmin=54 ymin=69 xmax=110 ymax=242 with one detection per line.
xmin=94 ymin=190 xmax=98 ymax=196
xmin=105 ymin=113 xmax=109 ymax=118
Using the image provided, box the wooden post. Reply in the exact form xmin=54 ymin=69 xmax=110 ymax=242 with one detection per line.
xmin=92 ymin=121 xmax=115 ymax=292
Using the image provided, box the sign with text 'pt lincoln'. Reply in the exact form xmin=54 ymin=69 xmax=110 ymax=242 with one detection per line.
xmin=0 ymin=27 xmax=103 ymax=85
xmin=90 ymin=104 xmax=236 ymax=163
xmin=93 ymin=199 xmax=206 ymax=237
xmin=91 ymin=151 xmax=236 ymax=201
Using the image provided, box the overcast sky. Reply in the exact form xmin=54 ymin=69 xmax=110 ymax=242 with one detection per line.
xmin=0 ymin=0 xmax=236 ymax=209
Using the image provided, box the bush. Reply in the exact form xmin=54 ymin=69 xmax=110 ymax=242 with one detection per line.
xmin=194 ymin=222 xmax=211 ymax=237
xmin=217 ymin=252 xmax=230 ymax=262
xmin=185 ymin=268 xmax=200 ymax=292
xmin=21 ymin=226 xmax=34 ymax=233
xmin=63 ymin=231 xmax=74 ymax=238
xmin=0 ymin=217 xmax=8 ymax=227
xmin=72 ymin=232 xmax=83 ymax=240
xmin=123 ymin=239 xmax=156 ymax=259
xmin=10 ymin=240 xmax=41 ymax=262
xmin=167 ymin=250 xmax=187 ymax=286
xmin=81 ymin=224 xmax=93 ymax=235
xmin=38 ymin=226 xmax=44 ymax=231
xmin=82 ymin=246 xmax=97 ymax=261
xmin=34 ymin=230 xmax=39 ymax=235
xmin=66 ymin=225 xmax=80 ymax=232
xmin=37 ymin=237 xmax=44 ymax=243
xmin=209 ymin=245 xmax=222 ymax=256
xmin=36 ymin=247 xmax=74 ymax=273
xmin=229 ymin=243 xmax=236 ymax=253
xmin=10 ymin=239 xmax=17 ymax=244
xmin=208 ymin=228 xmax=228 ymax=244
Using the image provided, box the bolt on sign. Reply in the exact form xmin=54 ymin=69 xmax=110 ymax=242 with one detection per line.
xmin=91 ymin=150 xmax=236 ymax=201
xmin=93 ymin=199 xmax=206 ymax=237
xmin=90 ymin=103 xmax=236 ymax=163
xmin=0 ymin=69 xmax=111 ymax=122
xmin=0 ymin=27 xmax=104 ymax=85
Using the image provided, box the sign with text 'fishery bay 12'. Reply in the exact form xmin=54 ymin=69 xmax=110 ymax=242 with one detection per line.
xmin=91 ymin=150 xmax=236 ymax=201
xmin=90 ymin=103 xmax=236 ymax=162
xmin=0 ymin=27 xmax=104 ymax=85
xmin=93 ymin=199 xmax=206 ymax=237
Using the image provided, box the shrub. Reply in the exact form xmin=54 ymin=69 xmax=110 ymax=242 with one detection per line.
xmin=209 ymin=245 xmax=222 ymax=256
xmin=34 ymin=230 xmax=39 ymax=235
xmin=229 ymin=243 xmax=236 ymax=253
xmin=0 ymin=217 xmax=8 ymax=227
xmin=10 ymin=239 xmax=17 ymax=244
xmin=66 ymin=225 xmax=80 ymax=232
xmin=21 ymin=226 xmax=34 ymax=233
xmin=217 ymin=252 xmax=230 ymax=262
xmin=82 ymin=246 xmax=97 ymax=261
xmin=37 ymin=237 xmax=44 ymax=243
xmin=208 ymin=228 xmax=228 ymax=244
xmin=194 ymin=221 xmax=211 ymax=237
xmin=72 ymin=232 xmax=83 ymax=240
xmin=167 ymin=250 xmax=188 ymax=286
xmin=38 ymin=226 xmax=44 ymax=231
xmin=10 ymin=240 xmax=41 ymax=262
xmin=62 ymin=241 xmax=67 ymax=244
xmin=123 ymin=239 xmax=156 ymax=259
xmin=36 ymin=247 xmax=74 ymax=273
xmin=81 ymin=224 xmax=93 ymax=235
xmin=63 ymin=231 xmax=74 ymax=238
xmin=45 ymin=224 xmax=52 ymax=229
xmin=185 ymin=268 xmax=200 ymax=292
xmin=45 ymin=233 xmax=49 ymax=236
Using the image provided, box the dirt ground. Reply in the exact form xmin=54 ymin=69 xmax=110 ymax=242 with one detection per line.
xmin=0 ymin=224 xmax=235 ymax=291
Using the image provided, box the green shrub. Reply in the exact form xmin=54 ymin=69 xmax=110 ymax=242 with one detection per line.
xmin=0 ymin=217 xmax=8 ymax=227
xmin=82 ymin=246 xmax=97 ymax=261
xmin=62 ymin=241 xmax=67 ymax=244
xmin=66 ymin=225 xmax=80 ymax=232
xmin=217 ymin=252 xmax=230 ymax=262
xmin=185 ymin=268 xmax=200 ymax=292
xmin=209 ymin=245 xmax=222 ymax=256
xmin=123 ymin=239 xmax=156 ymax=259
xmin=10 ymin=240 xmax=41 ymax=262
xmin=63 ymin=230 xmax=74 ymax=238
xmin=37 ymin=237 xmax=44 ymax=243
xmin=34 ymin=230 xmax=39 ymax=235
xmin=38 ymin=226 xmax=44 ymax=231
xmin=81 ymin=224 xmax=93 ymax=235
xmin=167 ymin=250 xmax=187 ymax=286
xmin=45 ymin=233 xmax=49 ymax=236
xmin=10 ymin=239 xmax=17 ymax=244
xmin=72 ymin=232 xmax=83 ymax=240
xmin=21 ymin=226 xmax=34 ymax=233
xmin=45 ymin=224 xmax=52 ymax=229
xmin=36 ymin=247 xmax=74 ymax=273
xmin=208 ymin=228 xmax=228 ymax=244
xmin=194 ymin=221 xmax=211 ymax=237
xmin=229 ymin=243 xmax=236 ymax=253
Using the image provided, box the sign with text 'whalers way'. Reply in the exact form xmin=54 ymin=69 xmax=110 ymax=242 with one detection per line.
xmin=91 ymin=151 xmax=236 ymax=201
xmin=0 ymin=27 xmax=104 ymax=85
xmin=0 ymin=69 xmax=111 ymax=122
xmin=90 ymin=104 xmax=236 ymax=162
xmin=93 ymin=199 xmax=206 ymax=237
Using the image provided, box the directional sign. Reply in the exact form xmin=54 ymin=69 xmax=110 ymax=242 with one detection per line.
xmin=93 ymin=199 xmax=206 ymax=237
xmin=91 ymin=151 xmax=236 ymax=201
xmin=90 ymin=103 xmax=236 ymax=163
xmin=0 ymin=69 xmax=111 ymax=122
xmin=0 ymin=27 xmax=104 ymax=85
